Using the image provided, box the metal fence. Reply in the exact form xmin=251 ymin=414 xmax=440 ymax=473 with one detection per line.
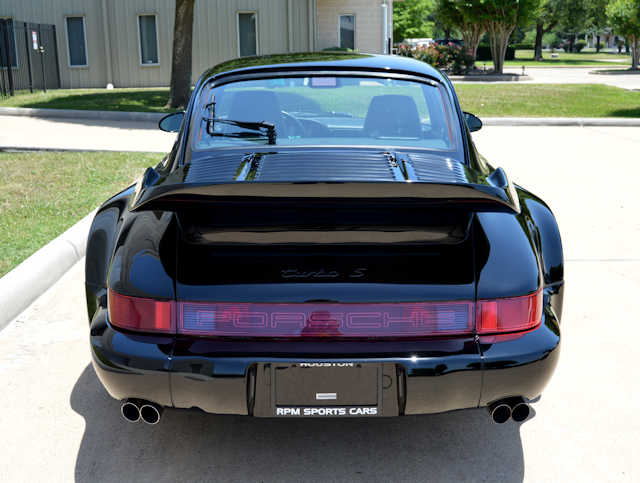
xmin=0 ymin=19 xmax=61 ymax=98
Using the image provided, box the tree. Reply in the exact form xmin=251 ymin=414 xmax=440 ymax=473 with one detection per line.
xmin=480 ymin=0 xmax=539 ymax=73
xmin=435 ymin=0 xmax=485 ymax=60
xmin=167 ymin=0 xmax=195 ymax=109
xmin=394 ymin=0 xmax=435 ymax=42
xmin=607 ymin=0 xmax=640 ymax=69
xmin=588 ymin=0 xmax=610 ymax=52
xmin=532 ymin=0 xmax=565 ymax=60
xmin=558 ymin=0 xmax=589 ymax=52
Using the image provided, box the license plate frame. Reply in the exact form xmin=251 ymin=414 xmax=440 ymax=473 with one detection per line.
xmin=251 ymin=362 xmax=400 ymax=417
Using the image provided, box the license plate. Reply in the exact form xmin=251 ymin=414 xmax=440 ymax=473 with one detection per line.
xmin=251 ymin=362 xmax=400 ymax=417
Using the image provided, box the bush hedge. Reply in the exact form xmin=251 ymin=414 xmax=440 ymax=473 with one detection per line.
xmin=396 ymin=43 xmax=474 ymax=74
xmin=575 ymin=40 xmax=587 ymax=53
xmin=322 ymin=47 xmax=355 ymax=52
xmin=476 ymin=44 xmax=516 ymax=61
xmin=511 ymin=43 xmax=534 ymax=51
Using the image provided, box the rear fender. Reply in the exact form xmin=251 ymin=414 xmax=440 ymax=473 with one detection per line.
xmin=85 ymin=185 xmax=177 ymax=323
xmin=516 ymin=187 xmax=564 ymax=320
xmin=85 ymin=185 xmax=135 ymax=322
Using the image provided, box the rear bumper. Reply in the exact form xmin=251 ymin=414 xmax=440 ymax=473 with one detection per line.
xmin=89 ymin=306 xmax=560 ymax=416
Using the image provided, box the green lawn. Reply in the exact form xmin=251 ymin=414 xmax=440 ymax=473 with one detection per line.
xmin=0 ymin=88 xmax=174 ymax=113
xmin=455 ymin=84 xmax=640 ymax=118
xmin=0 ymin=151 xmax=162 ymax=277
xmin=2 ymin=82 xmax=639 ymax=120
xmin=476 ymin=49 xmax=632 ymax=68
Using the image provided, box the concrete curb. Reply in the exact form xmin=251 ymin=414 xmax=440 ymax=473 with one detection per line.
xmin=450 ymin=74 xmax=532 ymax=81
xmin=0 ymin=145 xmax=167 ymax=153
xmin=0 ymin=210 xmax=95 ymax=331
xmin=482 ymin=117 xmax=640 ymax=126
xmin=0 ymin=106 xmax=166 ymax=123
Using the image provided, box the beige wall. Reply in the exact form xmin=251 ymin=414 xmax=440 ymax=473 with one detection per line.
xmin=1 ymin=0 xmax=109 ymax=88
xmin=1 ymin=0 xmax=391 ymax=88
xmin=316 ymin=0 xmax=392 ymax=53
xmin=191 ymin=0 xmax=314 ymax=83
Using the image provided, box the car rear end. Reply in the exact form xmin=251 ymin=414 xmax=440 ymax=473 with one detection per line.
xmin=87 ymin=62 xmax=562 ymax=423
xmin=90 ymin=153 xmax=560 ymax=422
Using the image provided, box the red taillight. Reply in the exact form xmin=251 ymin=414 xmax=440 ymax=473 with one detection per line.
xmin=108 ymin=289 xmax=175 ymax=333
xmin=476 ymin=289 xmax=542 ymax=334
xmin=106 ymin=289 xmax=542 ymax=337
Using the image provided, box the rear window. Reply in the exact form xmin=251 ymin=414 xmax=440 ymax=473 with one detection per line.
xmin=191 ymin=75 xmax=463 ymax=159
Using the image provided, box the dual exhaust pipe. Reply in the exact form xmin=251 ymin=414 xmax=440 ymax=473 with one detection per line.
xmin=122 ymin=397 xmax=528 ymax=425
xmin=120 ymin=399 xmax=163 ymax=425
xmin=488 ymin=397 xmax=530 ymax=423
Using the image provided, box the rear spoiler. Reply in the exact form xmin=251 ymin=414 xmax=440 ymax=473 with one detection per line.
xmin=130 ymin=168 xmax=520 ymax=214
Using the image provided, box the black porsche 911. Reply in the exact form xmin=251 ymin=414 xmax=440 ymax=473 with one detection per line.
xmin=86 ymin=53 xmax=563 ymax=425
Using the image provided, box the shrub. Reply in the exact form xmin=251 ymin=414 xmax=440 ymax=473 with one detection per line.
xmin=544 ymin=32 xmax=563 ymax=49
xmin=512 ymin=43 xmax=534 ymax=51
xmin=322 ymin=47 xmax=355 ymax=52
xmin=575 ymin=40 xmax=587 ymax=53
xmin=476 ymin=44 xmax=516 ymax=61
xmin=396 ymin=43 xmax=474 ymax=74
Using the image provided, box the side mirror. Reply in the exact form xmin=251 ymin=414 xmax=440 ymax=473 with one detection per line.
xmin=463 ymin=112 xmax=483 ymax=132
xmin=159 ymin=111 xmax=185 ymax=133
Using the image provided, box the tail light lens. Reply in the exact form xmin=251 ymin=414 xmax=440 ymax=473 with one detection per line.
xmin=476 ymin=289 xmax=543 ymax=334
xmin=178 ymin=301 xmax=473 ymax=338
xmin=107 ymin=289 xmax=542 ymax=338
xmin=108 ymin=290 xmax=175 ymax=333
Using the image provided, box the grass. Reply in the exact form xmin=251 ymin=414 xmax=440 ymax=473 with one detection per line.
xmin=0 ymin=88 xmax=174 ymax=113
xmin=2 ymin=79 xmax=639 ymax=120
xmin=0 ymin=151 xmax=162 ymax=277
xmin=476 ymin=49 xmax=632 ymax=68
xmin=455 ymin=84 xmax=640 ymax=118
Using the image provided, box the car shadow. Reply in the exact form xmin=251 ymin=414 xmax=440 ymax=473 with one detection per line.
xmin=71 ymin=364 xmax=530 ymax=483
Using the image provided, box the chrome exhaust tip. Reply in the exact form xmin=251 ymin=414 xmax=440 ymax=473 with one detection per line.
xmin=121 ymin=400 xmax=141 ymax=423
xmin=140 ymin=403 xmax=163 ymax=425
xmin=488 ymin=402 xmax=512 ymax=424
xmin=510 ymin=400 xmax=531 ymax=422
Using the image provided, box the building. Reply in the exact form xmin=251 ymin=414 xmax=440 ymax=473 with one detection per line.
xmin=1 ymin=0 xmax=394 ymax=89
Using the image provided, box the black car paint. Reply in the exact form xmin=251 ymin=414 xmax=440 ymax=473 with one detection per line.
xmin=85 ymin=53 xmax=563 ymax=417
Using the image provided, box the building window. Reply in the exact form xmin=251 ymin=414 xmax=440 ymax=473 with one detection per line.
xmin=138 ymin=14 xmax=159 ymax=65
xmin=238 ymin=12 xmax=257 ymax=57
xmin=65 ymin=16 xmax=88 ymax=67
xmin=0 ymin=18 xmax=18 ymax=68
xmin=339 ymin=15 xmax=355 ymax=50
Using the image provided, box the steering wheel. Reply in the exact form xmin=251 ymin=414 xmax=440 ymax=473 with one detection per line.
xmin=281 ymin=111 xmax=306 ymax=137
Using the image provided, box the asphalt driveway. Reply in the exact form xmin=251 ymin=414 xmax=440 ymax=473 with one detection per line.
xmin=1 ymin=126 xmax=639 ymax=482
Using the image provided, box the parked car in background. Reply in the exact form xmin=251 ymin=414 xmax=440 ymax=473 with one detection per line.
xmin=403 ymin=37 xmax=435 ymax=48
xmin=85 ymin=53 xmax=563 ymax=425
xmin=434 ymin=38 xmax=464 ymax=47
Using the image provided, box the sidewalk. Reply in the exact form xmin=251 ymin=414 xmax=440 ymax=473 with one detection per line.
xmin=2 ymin=111 xmax=640 ymax=154
xmin=0 ymin=114 xmax=176 ymax=152
xmin=455 ymin=66 xmax=640 ymax=90
xmin=1 ymin=124 xmax=639 ymax=481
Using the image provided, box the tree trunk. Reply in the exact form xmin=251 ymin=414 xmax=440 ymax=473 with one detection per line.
xmin=632 ymin=37 xmax=639 ymax=70
xmin=462 ymin=24 xmax=484 ymax=61
xmin=486 ymin=22 xmax=515 ymax=74
xmin=596 ymin=34 xmax=601 ymax=53
xmin=167 ymin=0 xmax=195 ymax=109
xmin=534 ymin=22 xmax=544 ymax=61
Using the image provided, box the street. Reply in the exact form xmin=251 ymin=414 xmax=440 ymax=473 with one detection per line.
xmin=1 ymin=125 xmax=639 ymax=482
